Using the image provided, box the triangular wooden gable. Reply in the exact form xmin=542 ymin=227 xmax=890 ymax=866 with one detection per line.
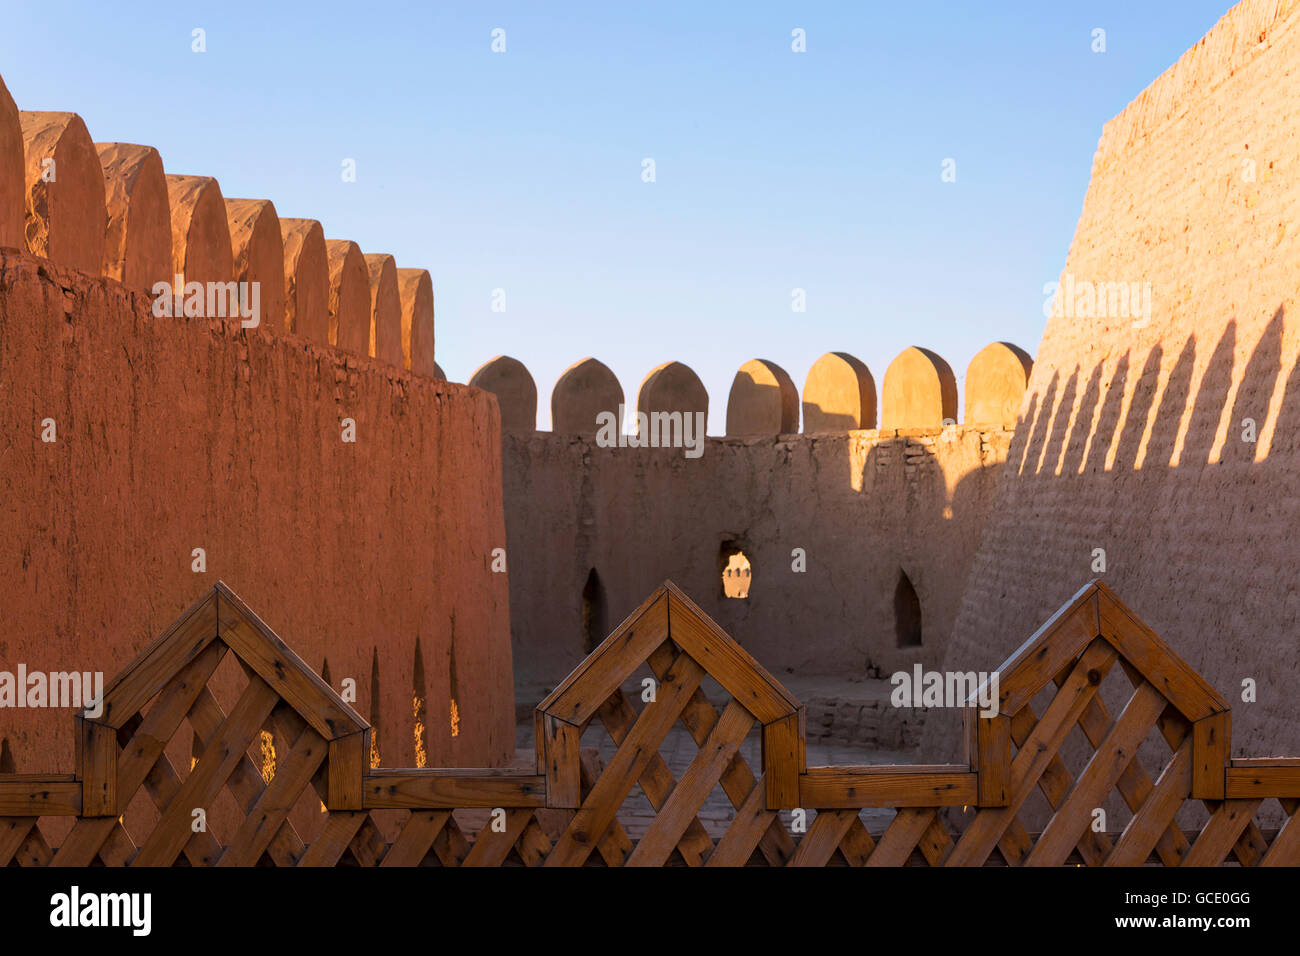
xmin=965 ymin=579 xmax=1229 ymax=803
xmin=536 ymin=580 xmax=803 ymax=811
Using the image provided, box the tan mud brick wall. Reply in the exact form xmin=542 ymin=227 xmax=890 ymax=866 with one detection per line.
xmin=480 ymin=346 xmax=1029 ymax=689
xmin=502 ymin=425 xmax=1013 ymax=685
xmin=937 ymin=0 xmax=1300 ymax=759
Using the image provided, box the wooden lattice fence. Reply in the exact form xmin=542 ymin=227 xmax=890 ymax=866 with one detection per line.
xmin=1 ymin=579 xmax=1297 ymax=866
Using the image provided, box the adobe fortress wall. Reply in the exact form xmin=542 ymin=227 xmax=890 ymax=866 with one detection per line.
xmin=937 ymin=0 xmax=1300 ymax=758
xmin=470 ymin=345 xmax=1033 ymax=687
xmin=0 ymin=73 xmax=513 ymax=772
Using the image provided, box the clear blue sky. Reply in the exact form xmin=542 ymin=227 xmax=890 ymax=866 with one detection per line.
xmin=3 ymin=1 xmax=1232 ymax=432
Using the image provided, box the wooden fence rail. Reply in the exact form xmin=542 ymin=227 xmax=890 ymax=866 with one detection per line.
xmin=1 ymin=579 xmax=1298 ymax=866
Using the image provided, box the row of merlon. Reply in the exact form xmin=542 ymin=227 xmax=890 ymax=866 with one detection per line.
xmin=469 ymin=343 xmax=1033 ymax=437
xmin=0 ymin=72 xmax=1030 ymax=434
xmin=0 ymin=74 xmax=439 ymax=378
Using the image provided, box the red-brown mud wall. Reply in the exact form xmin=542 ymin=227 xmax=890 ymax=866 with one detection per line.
xmin=0 ymin=250 xmax=514 ymax=773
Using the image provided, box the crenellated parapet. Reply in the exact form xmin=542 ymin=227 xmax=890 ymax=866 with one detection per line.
xmin=0 ymin=71 xmax=436 ymax=376
xmin=499 ymin=348 xmax=1034 ymax=687
xmin=470 ymin=345 xmax=1034 ymax=435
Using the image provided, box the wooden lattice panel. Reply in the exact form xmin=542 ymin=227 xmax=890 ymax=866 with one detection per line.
xmin=1 ymin=579 xmax=1298 ymax=866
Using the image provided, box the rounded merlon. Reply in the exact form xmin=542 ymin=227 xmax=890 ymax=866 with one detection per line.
xmin=396 ymin=267 xmax=435 ymax=375
xmin=470 ymin=355 xmax=537 ymax=432
xmin=965 ymin=342 xmax=1032 ymax=426
xmin=165 ymin=173 xmax=234 ymax=290
xmin=881 ymin=346 xmax=958 ymax=429
xmin=552 ymin=357 xmax=623 ymax=436
xmin=97 ymin=143 xmax=170 ymax=290
xmin=637 ymin=361 xmax=708 ymax=422
xmin=324 ymin=239 xmax=370 ymax=353
xmin=225 ymin=198 xmax=286 ymax=333
xmin=726 ymin=358 xmax=799 ymax=436
xmin=802 ymin=351 xmax=877 ymax=433
xmin=279 ymin=218 xmax=329 ymax=343
xmin=20 ymin=111 xmax=107 ymax=274
xmin=363 ymin=253 xmax=403 ymax=366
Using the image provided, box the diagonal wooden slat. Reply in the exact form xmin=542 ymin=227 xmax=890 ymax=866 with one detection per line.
xmin=463 ymin=809 xmax=534 ymax=867
xmin=0 ymin=818 xmax=37 ymax=867
xmin=626 ymin=699 xmax=752 ymax=866
xmin=514 ymin=816 xmax=553 ymax=866
xmin=343 ymin=814 xmax=385 ymax=866
xmin=917 ymin=814 xmax=954 ymax=866
xmin=96 ymin=821 xmax=137 ymax=866
xmin=539 ymin=591 xmax=670 ymax=726
xmin=1229 ymin=818 xmax=1270 ymax=866
xmin=140 ymin=748 xmax=224 ymax=866
xmin=546 ymin=651 xmax=706 ymax=866
xmin=1106 ymin=738 xmax=1193 ymax=866
xmin=194 ymin=695 xmax=307 ymax=866
xmin=596 ymin=688 xmax=713 ymax=864
xmin=578 ymin=750 xmax=633 ymax=866
xmin=1096 ymin=585 xmax=1226 ymax=722
xmin=1009 ymin=704 xmax=1109 ymax=865
xmin=133 ymin=674 xmax=280 ymax=866
xmin=380 ymin=810 xmax=451 ymax=866
xmin=664 ymin=585 xmax=799 ymax=724
xmin=276 ymin=704 xmax=387 ymax=867
xmin=866 ymin=808 xmax=936 ymax=866
xmin=218 ymin=725 xmax=328 ymax=866
xmin=1069 ymin=669 xmax=1190 ymax=865
xmin=837 ymin=814 xmax=877 ymax=866
xmin=298 ymin=812 xmax=368 ymax=867
xmin=53 ymin=639 xmax=228 ymax=866
xmin=1182 ymin=800 xmax=1264 ymax=866
xmin=997 ymin=817 xmax=1034 ymax=865
xmin=14 ymin=824 xmax=53 ymax=866
xmin=98 ymin=590 xmax=220 ymax=728
xmin=214 ymin=584 xmax=366 ymax=741
xmin=991 ymin=583 xmax=1101 ymax=717
xmin=948 ymin=639 xmax=1118 ymax=866
xmin=1260 ymin=801 xmax=1300 ymax=867
xmin=1026 ymin=680 xmax=1167 ymax=866
xmin=646 ymin=642 xmax=794 ymax=864
xmin=790 ymin=810 xmax=859 ymax=867
xmin=706 ymin=773 xmax=784 ymax=867
xmin=431 ymin=815 xmax=471 ymax=866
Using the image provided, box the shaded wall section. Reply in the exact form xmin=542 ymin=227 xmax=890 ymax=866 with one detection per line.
xmin=504 ymin=425 xmax=1011 ymax=685
xmin=937 ymin=0 xmax=1300 ymax=759
xmin=0 ymin=250 xmax=514 ymax=772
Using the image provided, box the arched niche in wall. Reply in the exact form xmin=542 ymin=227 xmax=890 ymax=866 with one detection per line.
xmin=581 ymin=568 xmax=608 ymax=655
xmin=894 ymin=570 xmax=922 ymax=648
